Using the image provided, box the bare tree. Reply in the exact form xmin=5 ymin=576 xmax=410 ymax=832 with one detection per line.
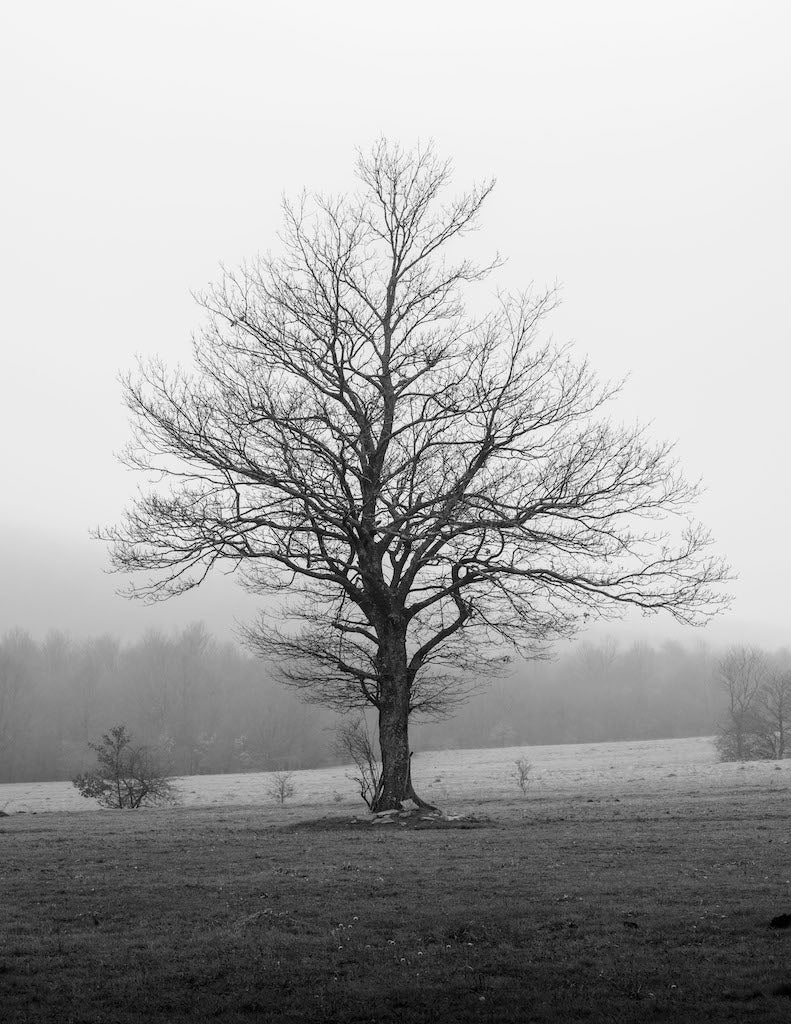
xmin=102 ymin=141 xmax=729 ymax=810
xmin=716 ymin=647 xmax=769 ymax=761
xmin=756 ymin=670 xmax=791 ymax=759
xmin=267 ymin=770 xmax=295 ymax=806
xmin=335 ymin=716 xmax=384 ymax=809
xmin=73 ymin=724 xmax=178 ymax=808
xmin=513 ymin=755 xmax=533 ymax=796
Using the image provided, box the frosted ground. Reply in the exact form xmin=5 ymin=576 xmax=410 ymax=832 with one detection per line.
xmin=2 ymin=736 xmax=789 ymax=816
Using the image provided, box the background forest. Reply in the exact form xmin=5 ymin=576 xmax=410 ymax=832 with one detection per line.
xmin=3 ymin=625 xmax=787 ymax=784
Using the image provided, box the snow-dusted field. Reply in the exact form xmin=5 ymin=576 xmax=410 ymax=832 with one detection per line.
xmin=2 ymin=735 xmax=788 ymax=816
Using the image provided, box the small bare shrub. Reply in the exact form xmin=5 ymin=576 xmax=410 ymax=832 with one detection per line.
xmin=514 ymin=755 xmax=534 ymax=796
xmin=267 ymin=771 xmax=295 ymax=806
xmin=335 ymin=717 xmax=383 ymax=809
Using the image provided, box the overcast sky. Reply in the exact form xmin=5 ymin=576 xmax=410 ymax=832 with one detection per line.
xmin=1 ymin=1 xmax=789 ymax=649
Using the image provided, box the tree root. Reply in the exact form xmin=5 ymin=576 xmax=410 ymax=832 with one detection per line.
xmin=403 ymin=783 xmax=439 ymax=812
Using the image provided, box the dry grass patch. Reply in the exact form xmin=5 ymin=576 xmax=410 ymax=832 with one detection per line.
xmin=2 ymin=788 xmax=791 ymax=1022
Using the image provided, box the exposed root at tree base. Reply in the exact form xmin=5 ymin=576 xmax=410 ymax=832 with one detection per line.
xmin=370 ymin=791 xmax=439 ymax=815
xmin=403 ymin=786 xmax=439 ymax=812
xmin=284 ymin=808 xmax=494 ymax=832
xmin=370 ymin=763 xmax=440 ymax=814
xmin=364 ymin=807 xmax=492 ymax=829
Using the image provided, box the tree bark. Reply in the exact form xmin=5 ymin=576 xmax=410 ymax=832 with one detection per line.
xmin=371 ymin=628 xmax=437 ymax=813
xmin=375 ymin=689 xmax=411 ymax=811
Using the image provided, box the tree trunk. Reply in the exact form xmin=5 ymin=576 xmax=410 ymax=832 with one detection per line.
xmin=375 ymin=691 xmax=411 ymax=811
xmin=371 ymin=628 xmax=437 ymax=813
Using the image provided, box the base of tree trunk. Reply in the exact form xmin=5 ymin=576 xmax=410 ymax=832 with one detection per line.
xmin=361 ymin=807 xmax=492 ymax=830
xmin=370 ymin=753 xmax=439 ymax=814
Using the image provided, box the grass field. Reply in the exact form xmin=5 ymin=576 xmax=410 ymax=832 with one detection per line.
xmin=0 ymin=735 xmax=778 ymax=815
xmin=2 ymin=748 xmax=791 ymax=1022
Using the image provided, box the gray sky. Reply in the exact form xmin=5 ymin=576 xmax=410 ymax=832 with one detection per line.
xmin=1 ymin=1 xmax=789 ymax=648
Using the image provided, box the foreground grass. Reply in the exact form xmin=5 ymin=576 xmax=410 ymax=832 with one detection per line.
xmin=2 ymin=787 xmax=791 ymax=1022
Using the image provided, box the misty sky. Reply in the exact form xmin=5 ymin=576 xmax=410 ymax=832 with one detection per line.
xmin=1 ymin=2 xmax=789 ymax=649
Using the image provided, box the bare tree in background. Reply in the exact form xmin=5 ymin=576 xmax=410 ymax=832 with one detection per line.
xmin=267 ymin=770 xmax=295 ymax=806
xmin=102 ymin=141 xmax=729 ymax=811
xmin=756 ymin=670 xmax=791 ymax=759
xmin=513 ymin=756 xmax=534 ymax=796
xmin=715 ymin=647 xmax=786 ymax=761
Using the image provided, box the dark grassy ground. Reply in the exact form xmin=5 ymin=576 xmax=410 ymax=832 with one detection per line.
xmin=2 ymin=787 xmax=791 ymax=1022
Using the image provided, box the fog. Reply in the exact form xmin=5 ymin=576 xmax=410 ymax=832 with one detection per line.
xmin=5 ymin=626 xmax=782 ymax=784
xmin=2 ymin=2 xmax=790 ymax=649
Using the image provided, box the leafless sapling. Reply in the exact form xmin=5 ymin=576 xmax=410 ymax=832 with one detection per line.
xmin=267 ymin=770 xmax=295 ymax=805
xmin=335 ymin=716 xmax=384 ymax=809
xmin=514 ymin=755 xmax=534 ymax=796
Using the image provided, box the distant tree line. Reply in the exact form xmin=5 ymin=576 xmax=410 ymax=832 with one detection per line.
xmin=413 ymin=639 xmax=727 ymax=751
xmin=1 ymin=626 xmax=788 ymax=783
xmin=0 ymin=623 xmax=333 ymax=783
